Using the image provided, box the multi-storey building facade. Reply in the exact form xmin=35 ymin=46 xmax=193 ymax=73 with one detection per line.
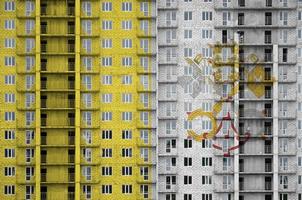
xmin=1 ymin=0 xmax=302 ymax=200
xmin=0 ymin=0 xmax=157 ymax=199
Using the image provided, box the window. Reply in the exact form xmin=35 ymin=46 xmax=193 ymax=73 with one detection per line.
xmin=82 ymin=20 xmax=92 ymax=35
xmin=280 ymin=11 xmax=288 ymax=25
xmin=140 ymin=112 xmax=149 ymax=125
xmin=202 ymin=157 xmax=212 ymax=166
xmin=4 ymin=130 xmax=15 ymax=140
xmin=4 ymin=1 xmax=15 ymax=11
xmin=82 ymin=112 xmax=92 ymax=126
xmin=122 ymin=57 xmax=132 ymax=67
xmin=122 ymin=166 xmax=132 ymax=175
xmin=102 ymin=130 xmax=112 ymax=139
xmin=238 ymin=13 xmax=244 ymax=25
xmin=102 ymin=148 xmax=112 ymax=158
xmin=82 ymin=166 xmax=92 ymax=181
xmin=184 ymin=139 xmax=192 ymax=148
xmin=184 ymin=175 xmax=192 ymax=185
xmin=122 ymin=93 xmax=132 ymax=103
xmin=184 ymin=11 xmax=192 ymax=21
xmin=101 ymin=166 xmax=112 ymax=176
xmin=82 ymin=39 xmax=91 ymax=53
xmin=4 ymin=148 xmax=15 ymax=158
xmin=102 ymin=75 xmax=112 ymax=85
xmin=25 ymin=111 xmax=35 ymax=126
xmin=102 ymin=2 xmax=112 ymax=11
xmin=82 ymin=1 xmax=91 ymax=16
xmin=201 ymin=194 xmax=212 ymax=200
xmin=102 ymin=39 xmax=112 ymax=48
xmin=184 ymin=48 xmax=193 ymax=57
xmin=122 ymin=2 xmax=132 ymax=11
xmin=122 ymin=75 xmax=132 ymax=85
xmin=122 ymin=112 xmax=132 ymax=121
xmin=184 ymin=157 xmax=192 ymax=166
xmin=122 ymin=20 xmax=132 ymax=30
xmin=184 ymin=194 xmax=192 ymax=200
xmin=202 ymin=176 xmax=212 ymax=185
xmin=25 ymin=56 xmax=35 ymax=71
xmin=82 ymin=75 xmax=92 ymax=90
xmin=102 ymin=112 xmax=112 ymax=121
xmin=102 ymin=20 xmax=113 ymax=30
xmin=5 ymin=112 xmax=15 ymax=121
xmin=4 ymin=93 xmax=15 ymax=103
xmin=102 ymin=185 xmax=112 ymax=194
xmin=201 ymin=29 xmax=213 ymax=39
xmin=102 ymin=93 xmax=112 ymax=103
xmin=238 ymin=0 xmax=245 ymax=6
xmin=102 ymin=57 xmax=112 ymax=67
xmin=82 ymin=57 xmax=92 ymax=71
xmin=202 ymin=11 xmax=213 ymax=20
xmin=5 ymin=56 xmax=15 ymax=66
xmin=122 ymin=185 xmax=132 ymax=194
xmin=4 ymin=185 xmax=15 ymax=195
xmin=184 ymin=29 xmax=192 ymax=39
xmin=25 ymin=20 xmax=34 ymax=34
xmin=4 ymin=20 xmax=15 ymax=30
xmin=122 ymin=130 xmax=132 ymax=139
xmin=122 ymin=39 xmax=132 ymax=48
xmin=4 ymin=167 xmax=15 ymax=176
xmin=4 ymin=38 xmax=15 ymax=48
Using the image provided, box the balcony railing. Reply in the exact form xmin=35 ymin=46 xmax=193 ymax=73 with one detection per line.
xmin=239 ymin=182 xmax=244 ymax=190
xmin=264 ymin=127 xmax=272 ymax=135
xmin=41 ymin=118 xmax=47 ymax=126
xmin=265 ymin=53 xmax=272 ymax=62
xmin=68 ymin=192 xmax=75 ymax=200
xmin=41 ymin=81 xmax=47 ymax=89
xmin=68 ymin=62 xmax=75 ymax=71
xmin=41 ymin=44 xmax=47 ymax=53
xmin=265 ymin=164 xmax=272 ymax=172
xmin=68 ymin=99 xmax=75 ymax=108
xmin=264 ymin=108 xmax=272 ymax=117
xmin=265 ymin=90 xmax=272 ymax=99
xmin=68 ymin=81 xmax=75 ymax=89
xmin=67 ymin=7 xmax=75 ymax=16
xmin=68 ymin=26 xmax=75 ymax=34
xmin=41 ymin=99 xmax=47 ymax=108
xmin=41 ymin=137 xmax=47 ymax=145
xmin=41 ymin=25 xmax=47 ymax=34
xmin=265 ymin=182 xmax=272 ymax=190
xmin=68 ymin=44 xmax=75 ymax=53
xmin=41 ymin=62 xmax=47 ymax=71
xmin=69 ymin=118 xmax=75 ymax=126
xmin=69 ymin=136 xmax=75 ymax=145
xmin=68 ymin=173 xmax=75 ymax=182
xmin=41 ymin=155 xmax=47 ymax=163
xmin=41 ymin=192 xmax=47 ymax=200
xmin=41 ymin=173 xmax=47 ymax=182
xmin=264 ymin=73 xmax=272 ymax=81
xmin=265 ymin=145 xmax=272 ymax=154
xmin=69 ymin=155 xmax=75 ymax=163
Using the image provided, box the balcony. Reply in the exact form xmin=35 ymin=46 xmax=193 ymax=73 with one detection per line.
xmin=41 ymin=44 xmax=47 ymax=53
xmin=41 ymin=99 xmax=47 ymax=108
xmin=68 ymin=99 xmax=75 ymax=108
xmin=68 ymin=81 xmax=75 ymax=90
xmin=265 ymin=35 xmax=272 ymax=44
xmin=68 ymin=62 xmax=75 ymax=71
xmin=264 ymin=127 xmax=272 ymax=136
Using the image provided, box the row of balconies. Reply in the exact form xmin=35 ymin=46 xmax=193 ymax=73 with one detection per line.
xmin=214 ymin=0 xmax=297 ymax=9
